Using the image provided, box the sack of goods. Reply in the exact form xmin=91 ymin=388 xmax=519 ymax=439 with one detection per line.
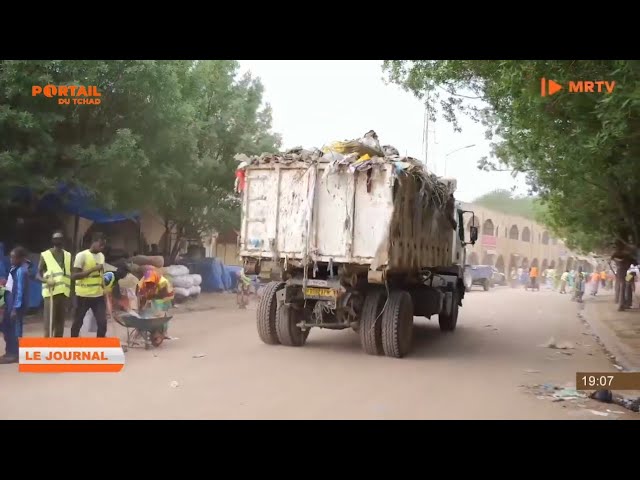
xmin=191 ymin=274 xmax=202 ymax=286
xmin=132 ymin=255 xmax=164 ymax=269
xmin=189 ymin=285 xmax=201 ymax=296
xmin=173 ymin=287 xmax=190 ymax=298
xmin=162 ymin=265 xmax=189 ymax=277
xmin=170 ymin=275 xmax=194 ymax=289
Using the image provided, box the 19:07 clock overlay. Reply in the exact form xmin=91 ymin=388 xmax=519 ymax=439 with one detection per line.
xmin=576 ymin=372 xmax=640 ymax=390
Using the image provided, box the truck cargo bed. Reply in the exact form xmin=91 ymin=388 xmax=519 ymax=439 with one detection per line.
xmin=240 ymin=162 xmax=456 ymax=271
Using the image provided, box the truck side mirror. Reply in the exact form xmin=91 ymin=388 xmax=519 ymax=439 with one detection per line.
xmin=470 ymin=225 xmax=479 ymax=244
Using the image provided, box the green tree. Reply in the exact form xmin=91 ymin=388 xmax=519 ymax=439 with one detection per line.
xmin=384 ymin=61 xmax=640 ymax=254
xmin=1 ymin=60 xmax=281 ymax=261
xmin=154 ymin=60 xmax=281 ymax=260
xmin=473 ymin=189 xmax=541 ymax=220
xmin=0 ymin=60 xmax=196 ymax=211
xmin=384 ymin=60 xmax=640 ymax=307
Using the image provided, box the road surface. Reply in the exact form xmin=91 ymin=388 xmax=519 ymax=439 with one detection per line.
xmin=1 ymin=287 xmax=638 ymax=419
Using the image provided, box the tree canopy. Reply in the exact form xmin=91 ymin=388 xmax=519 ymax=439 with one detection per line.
xmin=384 ymin=61 xmax=640 ymax=259
xmin=472 ymin=189 xmax=540 ymax=220
xmin=0 ymin=60 xmax=280 ymax=253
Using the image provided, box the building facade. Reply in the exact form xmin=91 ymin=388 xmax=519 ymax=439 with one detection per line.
xmin=461 ymin=202 xmax=594 ymax=274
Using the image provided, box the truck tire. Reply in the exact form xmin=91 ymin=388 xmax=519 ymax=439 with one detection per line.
xmin=381 ymin=290 xmax=414 ymax=358
xmin=465 ymin=285 xmax=472 ymax=293
xmin=439 ymin=289 xmax=459 ymax=332
xmin=257 ymin=281 xmax=284 ymax=345
xmin=483 ymin=279 xmax=490 ymax=291
xmin=276 ymin=303 xmax=309 ymax=347
xmin=359 ymin=288 xmax=386 ymax=355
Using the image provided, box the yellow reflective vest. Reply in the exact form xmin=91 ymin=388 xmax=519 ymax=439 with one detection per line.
xmin=75 ymin=250 xmax=105 ymax=297
xmin=41 ymin=249 xmax=71 ymax=298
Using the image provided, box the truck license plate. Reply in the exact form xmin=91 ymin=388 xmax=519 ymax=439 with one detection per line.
xmin=304 ymin=287 xmax=336 ymax=299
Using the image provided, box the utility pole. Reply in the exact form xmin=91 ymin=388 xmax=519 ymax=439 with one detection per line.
xmin=444 ymin=144 xmax=476 ymax=177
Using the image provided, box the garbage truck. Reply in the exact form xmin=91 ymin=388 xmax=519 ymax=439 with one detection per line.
xmin=237 ymin=134 xmax=478 ymax=358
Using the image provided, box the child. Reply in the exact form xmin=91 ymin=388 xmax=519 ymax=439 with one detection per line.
xmin=1 ymin=247 xmax=31 ymax=364
xmin=237 ymin=269 xmax=252 ymax=309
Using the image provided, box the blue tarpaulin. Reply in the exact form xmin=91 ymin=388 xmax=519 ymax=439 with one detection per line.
xmin=37 ymin=184 xmax=138 ymax=223
xmin=190 ymin=258 xmax=242 ymax=292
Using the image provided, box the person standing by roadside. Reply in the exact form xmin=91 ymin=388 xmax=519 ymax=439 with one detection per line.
xmin=70 ymin=233 xmax=107 ymax=337
xmin=1 ymin=247 xmax=31 ymax=364
xmin=573 ymin=267 xmax=585 ymax=303
xmin=519 ymin=268 xmax=528 ymax=288
xmin=529 ymin=265 xmax=539 ymax=291
xmin=510 ymin=267 xmax=518 ymax=288
xmin=560 ymin=270 xmax=569 ymax=294
xmin=37 ymin=231 xmax=71 ymax=337
xmin=590 ymin=271 xmax=600 ymax=296
xmin=622 ymin=266 xmax=638 ymax=310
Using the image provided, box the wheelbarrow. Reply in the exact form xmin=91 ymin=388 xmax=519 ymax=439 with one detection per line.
xmin=113 ymin=312 xmax=173 ymax=351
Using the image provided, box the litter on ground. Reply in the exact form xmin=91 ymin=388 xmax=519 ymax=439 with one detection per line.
xmin=552 ymin=388 xmax=586 ymax=400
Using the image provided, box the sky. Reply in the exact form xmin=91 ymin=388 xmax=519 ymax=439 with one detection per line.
xmin=239 ymin=60 xmax=528 ymax=203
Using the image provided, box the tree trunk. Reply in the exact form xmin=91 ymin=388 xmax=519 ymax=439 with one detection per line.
xmin=163 ymin=218 xmax=171 ymax=257
xmin=169 ymin=226 xmax=184 ymax=265
xmin=616 ymin=259 xmax=631 ymax=310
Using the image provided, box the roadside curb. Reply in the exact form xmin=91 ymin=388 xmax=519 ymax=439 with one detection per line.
xmin=581 ymin=296 xmax=640 ymax=372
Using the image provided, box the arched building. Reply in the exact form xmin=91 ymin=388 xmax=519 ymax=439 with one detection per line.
xmin=461 ymin=202 xmax=589 ymax=274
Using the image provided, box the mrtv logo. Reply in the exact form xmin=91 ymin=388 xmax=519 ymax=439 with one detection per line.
xmin=32 ymin=85 xmax=102 ymax=105
xmin=540 ymin=78 xmax=616 ymax=97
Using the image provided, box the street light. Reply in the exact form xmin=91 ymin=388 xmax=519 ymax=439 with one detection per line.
xmin=444 ymin=144 xmax=476 ymax=177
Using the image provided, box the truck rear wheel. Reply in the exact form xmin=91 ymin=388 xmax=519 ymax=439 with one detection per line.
xmin=257 ymin=281 xmax=284 ymax=345
xmin=483 ymin=279 xmax=490 ymax=291
xmin=276 ymin=303 xmax=309 ymax=347
xmin=381 ymin=290 xmax=414 ymax=358
xmin=359 ymin=288 xmax=387 ymax=355
xmin=439 ymin=290 xmax=459 ymax=332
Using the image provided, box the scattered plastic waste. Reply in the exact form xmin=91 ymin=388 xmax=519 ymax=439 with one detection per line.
xmin=169 ymin=380 xmax=180 ymax=388
xmin=236 ymin=131 xmax=453 ymax=213
xmin=613 ymin=364 xmax=623 ymax=371
xmin=524 ymin=369 xmax=541 ymax=373
xmin=192 ymin=353 xmax=207 ymax=359
xmin=552 ymin=388 xmax=586 ymax=400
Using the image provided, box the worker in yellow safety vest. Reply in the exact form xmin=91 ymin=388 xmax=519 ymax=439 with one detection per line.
xmin=70 ymin=233 xmax=107 ymax=337
xmin=36 ymin=231 xmax=72 ymax=337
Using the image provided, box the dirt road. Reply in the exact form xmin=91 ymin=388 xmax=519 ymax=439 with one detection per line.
xmin=1 ymin=287 xmax=637 ymax=419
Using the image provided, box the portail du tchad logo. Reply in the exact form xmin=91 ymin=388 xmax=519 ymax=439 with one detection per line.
xmin=19 ymin=338 xmax=125 ymax=373
xmin=32 ymin=85 xmax=102 ymax=105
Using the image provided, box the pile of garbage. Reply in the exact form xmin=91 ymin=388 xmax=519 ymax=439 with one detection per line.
xmin=162 ymin=265 xmax=202 ymax=299
xmin=235 ymin=130 xmax=454 ymax=211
